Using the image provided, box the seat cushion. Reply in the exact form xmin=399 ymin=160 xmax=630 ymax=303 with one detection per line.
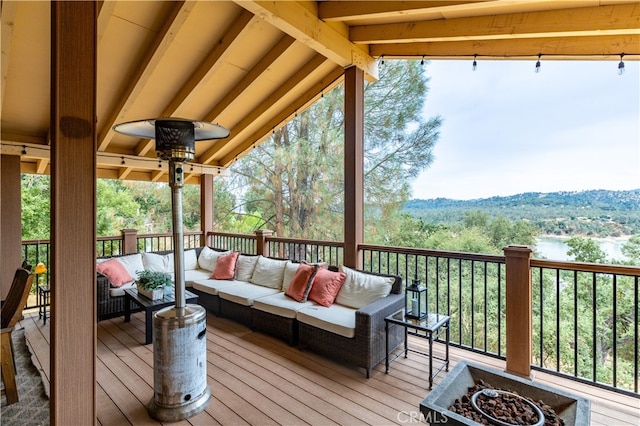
xmin=109 ymin=280 xmax=136 ymax=297
xmin=185 ymin=269 xmax=214 ymax=285
xmin=253 ymin=293 xmax=314 ymax=319
xmin=296 ymin=304 xmax=357 ymax=338
xmin=218 ymin=282 xmax=280 ymax=306
xmin=191 ymin=278 xmax=238 ymax=296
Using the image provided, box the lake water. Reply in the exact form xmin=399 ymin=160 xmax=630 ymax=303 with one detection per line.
xmin=534 ymin=235 xmax=630 ymax=262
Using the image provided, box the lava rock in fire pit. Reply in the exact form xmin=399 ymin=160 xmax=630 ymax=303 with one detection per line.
xmin=449 ymin=380 xmax=564 ymax=425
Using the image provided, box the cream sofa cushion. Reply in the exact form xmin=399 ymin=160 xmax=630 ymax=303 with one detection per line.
xmin=296 ymin=304 xmax=356 ymax=338
xmin=335 ymin=265 xmax=394 ymax=309
xmin=218 ymin=282 xmax=280 ymax=306
xmin=253 ymin=292 xmax=314 ymax=319
xmin=235 ymin=254 xmax=259 ymax=282
xmin=197 ymin=246 xmax=230 ymax=271
xmin=142 ymin=252 xmax=170 ymax=273
xmin=192 ymin=278 xmax=238 ymax=296
xmin=249 ymin=256 xmax=288 ymax=289
xmin=114 ymin=253 xmax=145 ymax=281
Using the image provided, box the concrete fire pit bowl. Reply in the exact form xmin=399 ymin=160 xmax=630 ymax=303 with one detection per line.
xmin=420 ymin=361 xmax=591 ymax=425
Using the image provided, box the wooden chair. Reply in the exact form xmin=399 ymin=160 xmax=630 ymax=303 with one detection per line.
xmin=1 ymin=265 xmax=35 ymax=405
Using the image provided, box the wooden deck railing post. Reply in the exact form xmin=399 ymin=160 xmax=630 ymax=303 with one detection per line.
xmin=504 ymin=245 xmax=534 ymax=378
xmin=255 ymin=230 xmax=273 ymax=256
xmin=121 ymin=229 xmax=138 ymax=254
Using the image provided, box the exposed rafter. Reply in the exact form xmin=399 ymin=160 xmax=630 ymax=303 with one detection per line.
xmin=234 ymin=0 xmax=379 ymax=80
xmin=319 ymin=0 xmax=493 ymax=21
xmin=97 ymin=1 xmax=194 ymax=152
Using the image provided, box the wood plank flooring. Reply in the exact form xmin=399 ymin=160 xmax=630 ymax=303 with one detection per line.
xmin=20 ymin=312 xmax=639 ymax=425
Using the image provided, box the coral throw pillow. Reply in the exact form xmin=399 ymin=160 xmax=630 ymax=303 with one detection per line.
xmin=211 ymin=251 xmax=240 ymax=280
xmin=307 ymin=268 xmax=347 ymax=307
xmin=285 ymin=263 xmax=318 ymax=302
xmin=97 ymin=258 xmax=133 ymax=287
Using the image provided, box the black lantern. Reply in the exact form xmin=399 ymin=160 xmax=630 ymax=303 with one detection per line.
xmin=406 ymin=278 xmax=427 ymax=319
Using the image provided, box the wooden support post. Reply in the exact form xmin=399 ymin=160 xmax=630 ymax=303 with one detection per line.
xmin=255 ymin=230 xmax=273 ymax=257
xmin=50 ymin=1 xmax=98 ymax=423
xmin=120 ymin=229 xmax=138 ymax=254
xmin=504 ymin=245 xmax=534 ymax=379
xmin=343 ymin=66 xmax=364 ymax=269
xmin=200 ymin=174 xmax=214 ymax=248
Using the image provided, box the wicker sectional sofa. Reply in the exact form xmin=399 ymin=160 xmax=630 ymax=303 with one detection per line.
xmin=189 ymin=248 xmax=405 ymax=378
xmin=97 ymin=246 xmax=405 ymax=377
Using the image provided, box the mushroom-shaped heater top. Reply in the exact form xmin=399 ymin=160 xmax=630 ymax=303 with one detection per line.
xmin=113 ymin=118 xmax=230 ymax=161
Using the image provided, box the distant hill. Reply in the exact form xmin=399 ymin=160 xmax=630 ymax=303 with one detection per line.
xmin=403 ymin=189 xmax=640 ymax=237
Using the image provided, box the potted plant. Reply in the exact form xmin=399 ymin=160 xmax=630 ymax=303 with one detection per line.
xmin=136 ymin=270 xmax=172 ymax=300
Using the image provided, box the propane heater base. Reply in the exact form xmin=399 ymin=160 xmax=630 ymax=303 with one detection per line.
xmin=148 ymin=386 xmax=211 ymax=423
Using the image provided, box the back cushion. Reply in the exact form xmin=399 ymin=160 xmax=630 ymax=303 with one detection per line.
xmin=142 ymin=252 xmax=170 ymax=273
xmin=197 ymin=246 xmax=230 ymax=271
xmin=166 ymin=249 xmax=198 ymax=271
xmin=211 ymin=251 xmax=240 ymax=280
xmin=249 ymin=256 xmax=288 ymax=289
xmin=282 ymin=261 xmax=300 ymax=292
xmin=335 ymin=265 xmax=394 ymax=309
xmin=114 ymin=253 xmax=145 ymax=281
xmin=235 ymin=254 xmax=259 ymax=282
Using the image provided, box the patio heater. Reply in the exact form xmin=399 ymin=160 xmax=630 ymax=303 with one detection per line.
xmin=113 ymin=118 xmax=229 ymax=422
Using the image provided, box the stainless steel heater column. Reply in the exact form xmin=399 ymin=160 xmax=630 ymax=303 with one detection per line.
xmin=113 ymin=118 xmax=229 ymax=422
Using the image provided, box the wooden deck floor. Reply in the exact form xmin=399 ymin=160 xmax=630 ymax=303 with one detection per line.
xmin=20 ymin=311 xmax=639 ymax=425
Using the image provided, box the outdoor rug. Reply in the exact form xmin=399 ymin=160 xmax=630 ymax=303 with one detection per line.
xmin=0 ymin=327 xmax=49 ymax=425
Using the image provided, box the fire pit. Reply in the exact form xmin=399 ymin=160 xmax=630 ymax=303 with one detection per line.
xmin=420 ymin=361 xmax=590 ymax=425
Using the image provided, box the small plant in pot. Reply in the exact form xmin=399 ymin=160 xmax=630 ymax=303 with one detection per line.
xmin=136 ymin=270 xmax=172 ymax=300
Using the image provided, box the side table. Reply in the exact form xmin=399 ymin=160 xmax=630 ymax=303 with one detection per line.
xmin=385 ymin=309 xmax=450 ymax=389
xmin=124 ymin=288 xmax=198 ymax=344
xmin=38 ymin=285 xmax=51 ymax=325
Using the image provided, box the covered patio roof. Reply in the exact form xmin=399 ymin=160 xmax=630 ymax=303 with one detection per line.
xmin=2 ymin=0 xmax=638 ymax=182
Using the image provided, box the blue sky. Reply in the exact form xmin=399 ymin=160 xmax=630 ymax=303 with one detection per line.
xmin=412 ymin=59 xmax=640 ymax=200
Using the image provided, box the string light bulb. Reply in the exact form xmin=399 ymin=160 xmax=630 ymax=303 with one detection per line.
xmin=21 ymin=145 xmax=27 ymax=155
xmin=472 ymin=54 xmax=478 ymax=71
xmin=158 ymin=159 xmax=162 ymax=168
xmin=535 ymin=53 xmax=542 ymax=73
xmin=618 ymin=53 xmax=625 ymax=75
xmin=420 ymin=55 xmax=425 ymax=66
xmin=121 ymin=156 xmax=125 ymax=165
xmin=380 ymin=55 xmax=385 ymax=65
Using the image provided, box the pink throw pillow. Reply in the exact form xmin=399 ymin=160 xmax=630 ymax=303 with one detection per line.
xmin=307 ymin=268 xmax=347 ymax=307
xmin=211 ymin=251 xmax=240 ymax=280
xmin=285 ymin=263 xmax=318 ymax=302
xmin=97 ymin=259 xmax=133 ymax=287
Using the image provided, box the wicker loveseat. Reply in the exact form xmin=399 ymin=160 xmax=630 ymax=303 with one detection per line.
xmin=189 ymin=249 xmax=405 ymax=378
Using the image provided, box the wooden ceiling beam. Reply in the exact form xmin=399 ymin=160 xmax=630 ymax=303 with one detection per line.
xmin=370 ymin=34 xmax=640 ymax=59
xmin=319 ymin=1 xmax=488 ymax=21
xmin=235 ymin=0 xmax=378 ymax=80
xmin=36 ymin=158 xmax=48 ymax=174
xmin=0 ymin=0 xmax=17 ymax=115
xmin=97 ymin=1 xmax=194 ymax=152
xmin=351 ymin=4 xmax=640 ymax=44
xmin=118 ymin=167 xmax=133 ymax=180
xmin=198 ymin=53 xmax=330 ymax=165
xmin=151 ymin=170 xmax=164 ymax=182
xmin=220 ymin=66 xmax=344 ymax=167
xmin=134 ymin=9 xmax=256 ymax=157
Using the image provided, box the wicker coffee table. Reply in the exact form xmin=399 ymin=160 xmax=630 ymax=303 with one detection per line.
xmin=124 ymin=288 xmax=198 ymax=344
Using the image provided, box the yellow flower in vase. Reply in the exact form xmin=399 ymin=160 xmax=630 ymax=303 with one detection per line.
xmin=34 ymin=262 xmax=47 ymax=274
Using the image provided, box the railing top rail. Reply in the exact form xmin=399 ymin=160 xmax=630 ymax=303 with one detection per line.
xmin=359 ymin=244 xmax=505 ymax=263
xmin=21 ymin=239 xmax=50 ymax=244
xmin=208 ymin=231 xmax=257 ymax=240
xmin=266 ymin=236 xmax=345 ymax=247
xmin=139 ymin=231 xmax=201 ymax=238
xmin=531 ymin=258 xmax=640 ymax=276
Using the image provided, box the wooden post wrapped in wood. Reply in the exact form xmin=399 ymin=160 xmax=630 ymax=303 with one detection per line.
xmin=255 ymin=229 xmax=273 ymax=257
xmin=504 ymin=245 xmax=533 ymax=378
